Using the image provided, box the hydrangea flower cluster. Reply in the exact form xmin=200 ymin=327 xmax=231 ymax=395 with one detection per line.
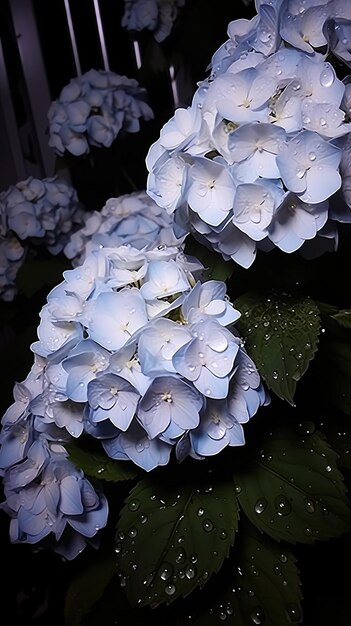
xmin=0 ymin=356 xmax=109 ymax=560
xmin=47 ymin=69 xmax=154 ymax=157
xmin=0 ymin=176 xmax=84 ymax=301
xmin=121 ymin=0 xmax=186 ymax=43
xmin=64 ymin=190 xmax=186 ymax=267
xmin=146 ymin=0 xmax=351 ymax=268
xmin=0 ymin=244 xmax=269 ymax=555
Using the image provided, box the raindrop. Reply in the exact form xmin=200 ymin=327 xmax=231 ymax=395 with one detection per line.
xmin=308 ymin=151 xmax=316 ymax=161
xmin=158 ymin=563 xmax=174 ymax=581
xmin=140 ymin=514 xmax=148 ymax=524
xmin=254 ymin=498 xmax=267 ymax=514
xmin=274 ymin=564 xmax=282 ymax=575
xmin=128 ymin=527 xmax=138 ymax=538
xmin=128 ymin=500 xmax=140 ymax=512
xmin=320 ymin=64 xmax=335 ymax=88
xmin=279 ymin=553 xmax=288 ymax=563
xmin=272 ymin=370 xmax=278 ymax=380
xmin=197 ymin=507 xmax=205 ymax=516
xmin=250 ymin=607 xmax=265 ymax=624
xmin=304 ymin=498 xmax=315 ymax=513
xmin=220 ymin=530 xmax=228 ymax=540
xmin=165 ymin=583 xmax=176 ymax=595
xmin=185 ymin=566 xmax=196 ymax=579
xmin=274 ymin=495 xmax=292 ymax=516
xmin=176 ymin=550 xmax=186 ymax=564
xmin=190 ymin=553 xmax=198 ymax=563
xmin=286 ymin=603 xmax=302 ymax=622
xmin=202 ymin=519 xmax=214 ymax=532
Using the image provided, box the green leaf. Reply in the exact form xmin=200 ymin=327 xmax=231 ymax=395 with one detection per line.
xmin=115 ymin=473 xmax=240 ymax=608
xmin=184 ymin=235 xmax=235 ymax=282
xmin=320 ymin=418 xmax=351 ymax=470
xmin=332 ymin=309 xmax=351 ymax=329
xmin=66 ymin=442 xmax=139 ymax=481
xmin=234 ymin=424 xmax=351 ymax=544
xmin=234 ymin=291 xmax=321 ymax=405
xmin=64 ymin=554 xmax=116 ymax=626
xmin=177 ymin=520 xmax=303 ymax=626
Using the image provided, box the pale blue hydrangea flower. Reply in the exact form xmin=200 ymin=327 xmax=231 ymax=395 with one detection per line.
xmin=48 ymin=69 xmax=154 ymax=156
xmin=0 ymin=357 xmax=108 ymax=559
xmin=146 ymin=0 xmax=351 ymax=266
xmin=121 ymin=0 xmax=186 ymax=43
xmin=1 ymin=245 xmax=269 ymax=485
xmin=0 ymin=176 xmax=84 ymax=300
xmin=64 ymin=190 xmax=185 ymax=267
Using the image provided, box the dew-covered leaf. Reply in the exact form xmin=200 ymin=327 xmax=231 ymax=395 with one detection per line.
xmin=319 ymin=417 xmax=351 ymax=471
xmin=332 ymin=309 xmax=351 ymax=329
xmin=115 ymin=473 xmax=239 ymax=608
xmin=234 ymin=423 xmax=351 ymax=544
xmin=234 ymin=291 xmax=321 ymax=405
xmin=66 ymin=442 xmax=139 ymax=481
xmin=64 ymin=554 xmax=116 ymax=626
xmin=176 ymin=520 xmax=303 ymax=625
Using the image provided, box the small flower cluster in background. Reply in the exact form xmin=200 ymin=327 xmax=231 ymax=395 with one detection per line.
xmin=0 ymin=176 xmax=84 ymax=301
xmin=47 ymin=68 xmax=154 ymax=157
xmin=64 ymin=190 xmax=186 ymax=267
xmin=0 ymin=243 xmax=268 ymax=556
xmin=146 ymin=0 xmax=351 ymax=268
xmin=121 ymin=0 xmax=186 ymax=43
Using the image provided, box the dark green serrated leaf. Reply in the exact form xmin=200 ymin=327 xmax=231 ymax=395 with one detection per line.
xmin=332 ymin=309 xmax=351 ymax=329
xmin=320 ymin=418 xmax=351 ymax=470
xmin=234 ymin=424 xmax=351 ymax=544
xmin=64 ymin=554 xmax=115 ymax=626
xmin=177 ymin=520 xmax=303 ymax=626
xmin=184 ymin=235 xmax=235 ymax=282
xmin=115 ymin=475 xmax=239 ymax=608
xmin=66 ymin=442 xmax=139 ymax=481
xmin=234 ymin=291 xmax=321 ymax=405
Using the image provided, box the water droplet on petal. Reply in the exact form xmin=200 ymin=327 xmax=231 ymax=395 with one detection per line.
xmin=320 ymin=64 xmax=335 ymax=88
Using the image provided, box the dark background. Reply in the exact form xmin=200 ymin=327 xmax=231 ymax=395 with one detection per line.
xmin=0 ymin=1 xmax=350 ymax=624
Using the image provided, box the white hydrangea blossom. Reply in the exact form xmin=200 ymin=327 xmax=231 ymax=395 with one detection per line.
xmin=146 ymin=0 xmax=351 ymax=267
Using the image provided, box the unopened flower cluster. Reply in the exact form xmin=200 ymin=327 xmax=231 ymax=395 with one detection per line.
xmin=47 ymin=68 xmax=154 ymax=157
xmin=0 ymin=244 xmax=269 ymax=557
xmin=64 ymin=190 xmax=186 ymax=267
xmin=0 ymin=176 xmax=83 ymax=301
xmin=146 ymin=0 xmax=351 ymax=268
xmin=122 ymin=0 xmax=185 ymax=42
